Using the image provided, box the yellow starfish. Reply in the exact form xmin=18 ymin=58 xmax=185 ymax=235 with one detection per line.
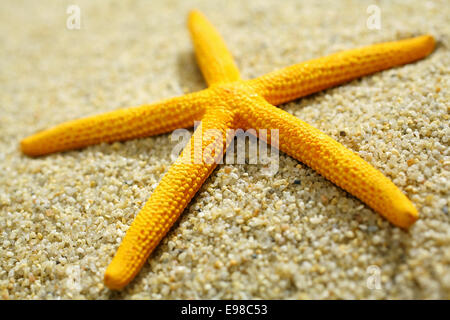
xmin=20 ymin=10 xmax=435 ymax=290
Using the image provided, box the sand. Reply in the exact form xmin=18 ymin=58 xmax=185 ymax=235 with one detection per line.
xmin=0 ymin=0 xmax=448 ymax=299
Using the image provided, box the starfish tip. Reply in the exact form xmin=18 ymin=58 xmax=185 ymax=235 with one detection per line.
xmin=20 ymin=136 xmax=36 ymax=156
xmin=422 ymin=34 xmax=436 ymax=56
xmin=188 ymin=9 xmax=203 ymax=22
xmin=392 ymin=200 xmax=419 ymax=229
xmin=104 ymin=267 xmax=127 ymax=290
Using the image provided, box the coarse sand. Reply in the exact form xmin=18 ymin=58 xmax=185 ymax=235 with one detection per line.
xmin=0 ymin=0 xmax=449 ymax=299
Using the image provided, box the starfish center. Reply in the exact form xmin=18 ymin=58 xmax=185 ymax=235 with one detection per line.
xmin=209 ymin=81 xmax=258 ymax=111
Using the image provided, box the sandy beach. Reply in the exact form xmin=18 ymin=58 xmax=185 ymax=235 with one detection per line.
xmin=0 ymin=0 xmax=448 ymax=299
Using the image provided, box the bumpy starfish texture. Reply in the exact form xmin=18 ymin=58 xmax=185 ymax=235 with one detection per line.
xmin=20 ymin=10 xmax=435 ymax=290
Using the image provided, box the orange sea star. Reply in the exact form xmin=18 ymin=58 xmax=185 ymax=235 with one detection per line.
xmin=20 ymin=10 xmax=435 ymax=289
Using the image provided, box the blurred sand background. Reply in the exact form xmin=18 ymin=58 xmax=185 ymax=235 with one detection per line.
xmin=0 ymin=0 xmax=448 ymax=299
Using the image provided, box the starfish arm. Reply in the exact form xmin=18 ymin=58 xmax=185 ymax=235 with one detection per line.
xmin=239 ymin=96 xmax=418 ymax=228
xmin=188 ymin=9 xmax=241 ymax=86
xmin=20 ymin=90 xmax=210 ymax=156
xmin=104 ymin=107 xmax=235 ymax=290
xmin=247 ymin=35 xmax=435 ymax=105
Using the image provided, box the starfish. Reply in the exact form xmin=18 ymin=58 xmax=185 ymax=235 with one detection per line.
xmin=20 ymin=10 xmax=435 ymax=290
